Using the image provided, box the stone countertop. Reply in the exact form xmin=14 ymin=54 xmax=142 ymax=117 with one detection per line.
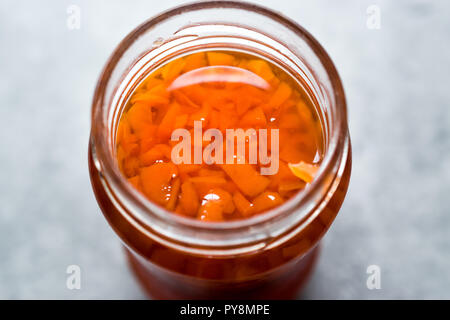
xmin=0 ymin=0 xmax=449 ymax=299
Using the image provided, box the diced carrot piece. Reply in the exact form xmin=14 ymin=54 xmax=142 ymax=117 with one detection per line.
xmin=179 ymin=181 xmax=199 ymax=216
xmin=279 ymin=111 xmax=302 ymax=129
xmin=189 ymin=176 xmax=227 ymax=186
xmin=148 ymin=83 xmax=170 ymax=98
xmin=175 ymin=204 xmax=184 ymax=215
xmin=188 ymin=102 xmax=211 ymax=127
xmin=279 ymin=135 xmax=315 ymax=163
xmin=174 ymin=114 xmax=188 ymax=128
xmin=233 ymin=191 xmax=254 ymax=216
xmin=121 ymin=141 xmax=139 ymax=157
xmin=208 ymin=110 xmax=220 ymax=129
xmin=268 ymin=82 xmax=292 ymax=109
xmin=202 ymin=188 xmax=235 ymax=214
xmin=157 ymin=103 xmax=181 ymax=139
xmin=252 ymin=191 xmax=284 ymax=213
xmin=198 ymin=201 xmax=223 ymax=222
xmin=278 ymin=180 xmax=306 ymax=193
xmin=239 ymin=107 xmax=267 ymax=128
xmin=161 ymin=58 xmax=187 ymax=82
xmin=198 ymin=168 xmax=225 ymax=178
xmin=118 ymin=117 xmax=136 ymax=141
xmin=268 ymin=160 xmax=297 ymax=189
xmin=223 ymin=181 xmax=238 ymax=194
xmin=296 ymin=100 xmax=313 ymax=120
xmin=179 ymin=172 xmax=190 ymax=183
xmin=123 ymin=157 xmax=140 ymax=178
xmin=182 ymin=52 xmax=207 ymax=72
xmin=234 ymin=93 xmax=253 ymax=116
xmin=131 ymin=92 xmax=169 ymax=106
xmin=181 ymin=84 xmax=208 ymax=105
xmin=207 ymin=52 xmax=235 ymax=66
xmin=219 ymin=109 xmax=238 ymax=132
xmin=140 ymin=162 xmax=178 ymax=206
xmin=166 ymin=178 xmax=181 ymax=211
xmin=139 ymin=125 xmax=157 ymax=153
xmin=144 ymin=77 xmax=163 ymax=90
xmin=126 ymin=102 xmax=152 ymax=133
xmin=288 ymin=161 xmax=319 ymax=183
xmin=139 ymin=147 xmax=164 ymax=166
xmin=177 ymin=164 xmax=201 ymax=174
xmin=246 ymin=59 xmax=275 ymax=82
xmin=173 ymin=90 xmax=200 ymax=112
xmin=220 ymin=164 xmax=270 ymax=197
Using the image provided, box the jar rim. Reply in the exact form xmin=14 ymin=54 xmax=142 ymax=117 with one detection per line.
xmin=90 ymin=0 xmax=349 ymax=249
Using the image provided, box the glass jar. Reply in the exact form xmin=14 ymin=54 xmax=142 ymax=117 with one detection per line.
xmin=89 ymin=1 xmax=351 ymax=299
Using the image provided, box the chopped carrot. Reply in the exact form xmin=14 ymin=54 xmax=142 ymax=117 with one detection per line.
xmin=166 ymin=178 xmax=181 ymax=211
xmin=252 ymin=192 xmax=284 ymax=213
xmin=139 ymin=147 xmax=164 ymax=166
xmin=208 ymin=110 xmax=220 ymax=129
xmin=126 ymin=102 xmax=152 ymax=133
xmin=279 ymin=112 xmax=302 ymax=129
xmin=233 ymin=191 xmax=254 ymax=216
xmin=173 ymin=90 xmax=200 ymax=112
xmin=268 ymin=82 xmax=292 ymax=110
xmin=207 ymin=52 xmax=235 ymax=66
xmin=144 ymin=77 xmax=163 ymax=90
xmin=268 ymin=160 xmax=297 ymax=189
xmin=177 ymin=164 xmax=201 ymax=174
xmin=161 ymin=58 xmax=187 ymax=81
xmin=157 ymin=103 xmax=181 ymax=139
xmin=131 ymin=92 xmax=169 ymax=106
xmin=179 ymin=181 xmax=199 ymax=216
xmin=188 ymin=102 xmax=211 ymax=127
xmin=116 ymin=50 xmax=324 ymax=221
xmin=246 ymin=59 xmax=275 ymax=82
xmin=223 ymin=181 xmax=238 ymax=194
xmin=288 ymin=161 xmax=319 ymax=183
xmin=182 ymin=52 xmax=207 ymax=72
xmin=278 ymin=180 xmax=306 ymax=195
xmin=198 ymin=201 xmax=223 ymax=222
xmin=239 ymin=106 xmax=267 ymax=128
xmin=198 ymin=168 xmax=225 ymax=178
xmin=147 ymin=83 xmax=170 ymax=98
xmin=123 ymin=157 xmax=140 ymax=178
xmin=221 ymin=164 xmax=270 ymax=197
xmin=174 ymin=114 xmax=188 ymax=128
xmin=202 ymin=188 xmax=235 ymax=214
xmin=140 ymin=162 xmax=178 ymax=206
xmin=189 ymin=176 xmax=227 ymax=186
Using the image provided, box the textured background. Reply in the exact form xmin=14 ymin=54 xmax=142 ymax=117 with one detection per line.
xmin=0 ymin=0 xmax=449 ymax=299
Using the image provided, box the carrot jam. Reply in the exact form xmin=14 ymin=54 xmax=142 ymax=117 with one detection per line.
xmin=115 ymin=50 xmax=324 ymax=222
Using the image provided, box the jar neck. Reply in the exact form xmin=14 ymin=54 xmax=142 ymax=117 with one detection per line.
xmin=90 ymin=1 xmax=349 ymax=255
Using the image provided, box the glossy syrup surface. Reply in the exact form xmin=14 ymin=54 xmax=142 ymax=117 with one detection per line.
xmin=115 ymin=50 xmax=324 ymax=221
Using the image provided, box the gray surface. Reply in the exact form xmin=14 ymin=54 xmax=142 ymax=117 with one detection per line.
xmin=0 ymin=0 xmax=449 ymax=299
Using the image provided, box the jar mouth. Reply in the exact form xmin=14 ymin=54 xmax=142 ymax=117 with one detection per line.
xmin=90 ymin=0 xmax=348 ymax=249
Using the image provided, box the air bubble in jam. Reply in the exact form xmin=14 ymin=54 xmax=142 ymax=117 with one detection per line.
xmin=115 ymin=50 xmax=324 ymax=221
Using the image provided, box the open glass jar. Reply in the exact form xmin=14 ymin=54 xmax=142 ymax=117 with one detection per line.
xmin=89 ymin=1 xmax=351 ymax=299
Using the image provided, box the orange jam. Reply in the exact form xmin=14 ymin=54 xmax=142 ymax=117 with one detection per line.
xmin=115 ymin=50 xmax=323 ymax=221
